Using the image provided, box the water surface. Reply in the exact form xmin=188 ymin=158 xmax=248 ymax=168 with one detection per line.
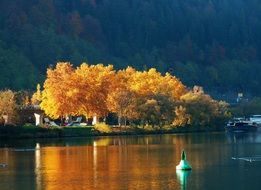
xmin=1 ymin=132 xmax=261 ymax=190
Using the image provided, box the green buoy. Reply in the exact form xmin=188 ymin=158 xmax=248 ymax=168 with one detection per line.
xmin=176 ymin=150 xmax=192 ymax=170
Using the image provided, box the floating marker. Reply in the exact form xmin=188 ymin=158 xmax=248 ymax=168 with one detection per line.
xmin=176 ymin=150 xmax=192 ymax=170
xmin=0 ymin=163 xmax=7 ymax=168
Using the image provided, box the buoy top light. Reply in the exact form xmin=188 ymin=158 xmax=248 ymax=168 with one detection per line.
xmin=181 ymin=150 xmax=186 ymax=160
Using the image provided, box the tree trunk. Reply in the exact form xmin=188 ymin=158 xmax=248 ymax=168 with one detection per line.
xmin=124 ymin=117 xmax=127 ymax=127
xmin=60 ymin=116 xmax=64 ymax=126
xmin=118 ymin=116 xmax=122 ymax=127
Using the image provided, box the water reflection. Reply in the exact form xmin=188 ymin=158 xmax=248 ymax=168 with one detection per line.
xmin=1 ymin=133 xmax=261 ymax=189
xmin=176 ymin=170 xmax=191 ymax=190
xmin=0 ymin=133 xmax=230 ymax=148
xmin=35 ymin=143 xmax=41 ymax=190
xmin=226 ymin=132 xmax=259 ymax=144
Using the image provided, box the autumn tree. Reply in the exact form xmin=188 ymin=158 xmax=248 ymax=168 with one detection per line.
xmin=137 ymin=94 xmax=175 ymax=127
xmin=129 ymin=68 xmax=186 ymax=99
xmin=40 ymin=62 xmax=76 ymax=120
xmin=178 ymin=86 xmax=230 ymax=128
xmin=128 ymin=68 xmax=186 ymax=125
xmin=39 ymin=62 xmax=229 ymax=128
xmin=0 ymin=90 xmax=17 ymax=125
xmin=31 ymin=83 xmax=42 ymax=105
xmin=107 ymin=90 xmax=139 ymax=126
xmin=107 ymin=67 xmax=186 ymax=126
xmin=40 ymin=62 xmax=116 ymax=122
xmin=107 ymin=67 xmax=139 ymax=126
xmin=172 ymin=106 xmax=191 ymax=127
xmin=73 ymin=63 xmax=116 ymax=118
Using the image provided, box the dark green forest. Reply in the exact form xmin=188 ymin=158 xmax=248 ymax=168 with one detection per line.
xmin=1 ymin=0 xmax=261 ymax=98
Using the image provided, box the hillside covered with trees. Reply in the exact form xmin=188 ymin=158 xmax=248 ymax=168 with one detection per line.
xmin=1 ymin=0 xmax=261 ymax=96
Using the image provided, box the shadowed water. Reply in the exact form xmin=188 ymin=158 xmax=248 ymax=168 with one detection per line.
xmin=1 ymin=132 xmax=261 ymax=190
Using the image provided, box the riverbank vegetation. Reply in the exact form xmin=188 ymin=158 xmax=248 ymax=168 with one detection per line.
xmin=0 ymin=62 xmax=232 ymax=132
xmin=35 ymin=62 xmax=229 ymax=130
xmin=0 ymin=123 xmax=225 ymax=139
xmin=0 ymin=124 xmax=93 ymax=138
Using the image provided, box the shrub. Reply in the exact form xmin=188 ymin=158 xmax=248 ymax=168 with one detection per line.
xmin=94 ymin=122 xmax=111 ymax=133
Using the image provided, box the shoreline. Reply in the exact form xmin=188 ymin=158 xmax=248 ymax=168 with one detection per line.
xmin=0 ymin=125 xmax=224 ymax=139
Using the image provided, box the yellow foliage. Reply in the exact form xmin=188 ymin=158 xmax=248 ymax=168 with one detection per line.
xmin=31 ymin=83 xmax=42 ymax=105
xmin=40 ymin=62 xmax=76 ymax=119
xmin=129 ymin=68 xmax=186 ymax=99
xmin=94 ymin=122 xmax=111 ymax=133
xmin=0 ymin=90 xmax=17 ymax=124
xmin=107 ymin=67 xmax=140 ymax=121
xmin=74 ymin=63 xmax=116 ymax=117
xmin=39 ymin=62 xmax=188 ymax=124
xmin=180 ymin=86 xmax=230 ymax=127
xmin=172 ymin=106 xmax=191 ymax=127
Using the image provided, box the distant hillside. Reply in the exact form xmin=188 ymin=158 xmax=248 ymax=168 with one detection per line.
xmin=1 ymin=0 xmax=261 ymax=96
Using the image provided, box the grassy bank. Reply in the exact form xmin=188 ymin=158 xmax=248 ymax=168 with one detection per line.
xmin=0 ymin=125 xmax=93 ymax=138
xmin=0 ymin=124 xmax=224 ymax=139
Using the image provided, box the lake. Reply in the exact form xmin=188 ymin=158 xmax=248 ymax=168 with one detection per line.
xmin=1 ymin=132 xmax=261 ymax=190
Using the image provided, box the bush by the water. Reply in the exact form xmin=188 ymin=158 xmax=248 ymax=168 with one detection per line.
xmin=94 ymin=123 xmax=111 ymax=133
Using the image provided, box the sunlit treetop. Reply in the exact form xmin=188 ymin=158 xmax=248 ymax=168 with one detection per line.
xmin=40 ymin=62 xmax=187 ymax=119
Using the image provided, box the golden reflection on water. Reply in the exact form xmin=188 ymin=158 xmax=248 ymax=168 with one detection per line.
xmin=35 ymin=143 xmax=41 ymax=190
xmin=1 ymin=134 xmax=241 ymax=190
xmin=36 ymin=137 xmax=185 ymax=190
xmin=33 ymin=135 xmax=214 ymax=190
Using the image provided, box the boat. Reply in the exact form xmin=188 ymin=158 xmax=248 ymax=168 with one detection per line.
xmin=225 ymin=118 xmax=258 ymax=132
xmin=249 ymin=115 xmax=261 ymax=125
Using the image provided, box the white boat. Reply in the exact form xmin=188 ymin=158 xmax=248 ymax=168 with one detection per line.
xmin=225 ymin=117 xmax=258 ymax=132
xmin=249 ymin=115 xmax=261 ymax=125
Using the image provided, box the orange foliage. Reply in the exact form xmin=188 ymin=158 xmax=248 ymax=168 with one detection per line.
xmin=40 ymin=62 xmax=76 ymax=119
xmin=107 ymin=67 xmax=140 ymax=122
xmin=31 ymin=84 xmax=42 ymax=105
xmin=107 ymin=67 xmax=186 ymax=124
xmin=129 ymin=68 xmax=186 ymax=99
xmin=73 ymin=63 xmax=115 ymax=117
xmin=0 ymin=90 xmax=17 ymax=124
xmin=40 ymin=63 xmax=187 ymax=123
